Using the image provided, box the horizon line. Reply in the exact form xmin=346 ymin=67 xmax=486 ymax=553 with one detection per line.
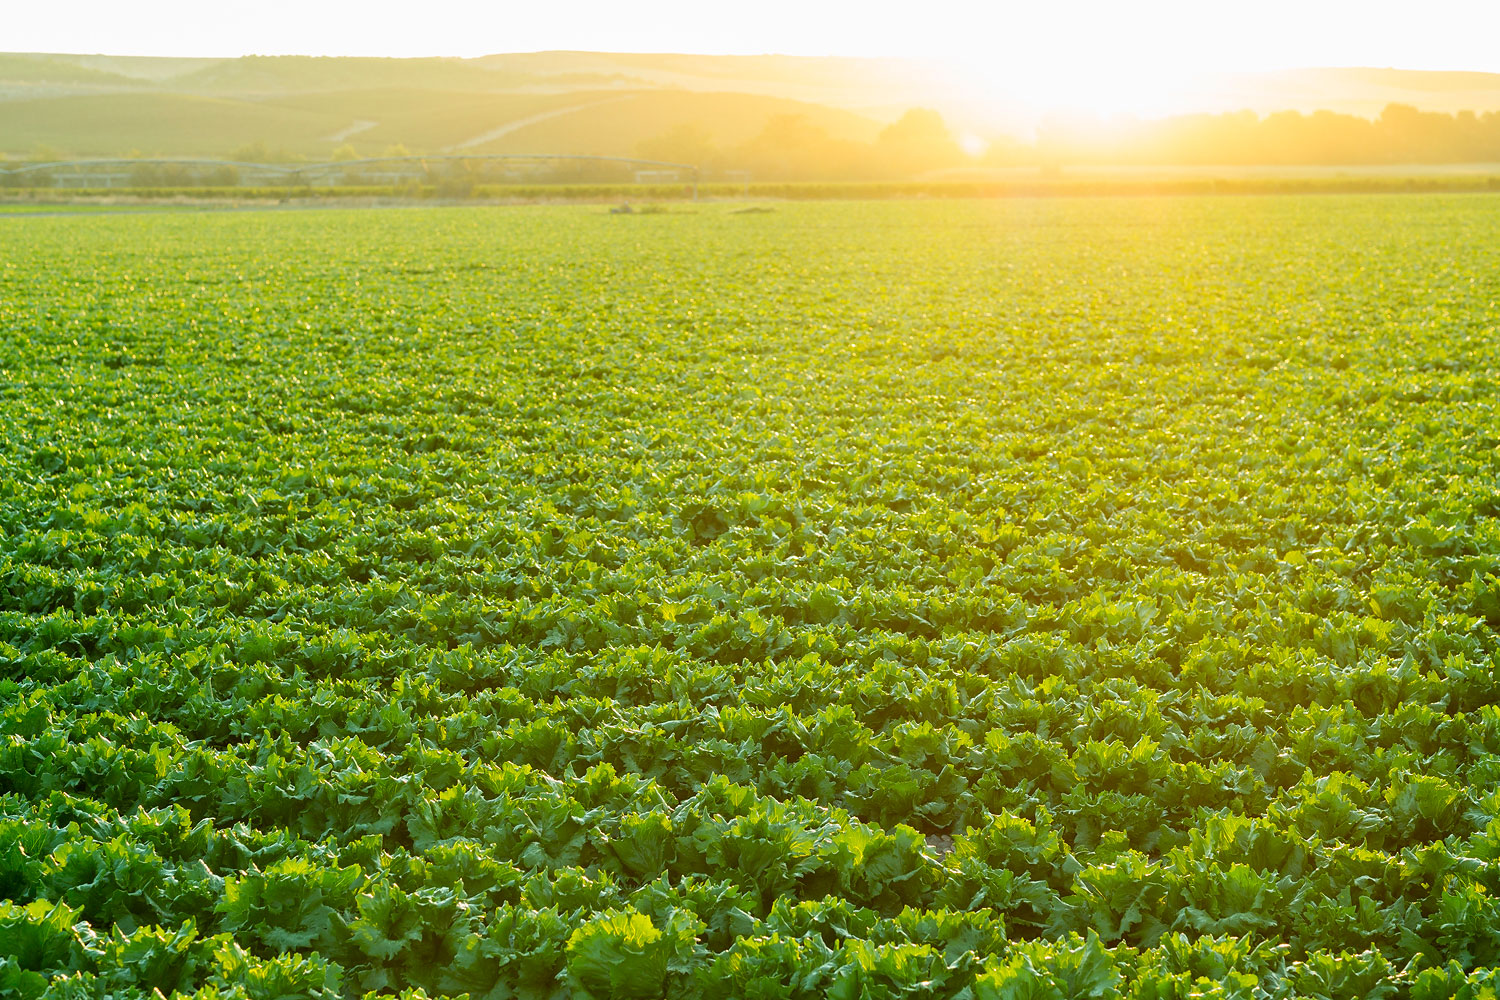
xmin=9 ymin=50 xmax=1500 ymax=77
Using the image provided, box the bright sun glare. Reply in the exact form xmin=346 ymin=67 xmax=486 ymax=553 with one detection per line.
xmin=6 ymin=0 xmax=1500 ymax=130
xmin=962 ymin=59 xmax=1201 ymax=120
xmin=935 ymin=11 xmax=1264 ymax=123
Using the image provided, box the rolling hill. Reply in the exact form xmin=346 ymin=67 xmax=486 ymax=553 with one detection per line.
xmin=3 ymin=52 xmax=1500 ymax=165
xmin=0 ymin=92 xmax=345 ymax=157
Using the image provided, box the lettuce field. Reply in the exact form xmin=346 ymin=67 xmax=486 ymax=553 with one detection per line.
xmin=4 ymin=197 xmax=1500 ymax=999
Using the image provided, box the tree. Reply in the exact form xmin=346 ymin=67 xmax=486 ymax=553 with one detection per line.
xmin=734 ymin=115 xmax=870 ymax=180
xmin=230 ymin=141 xmax=274 ymax=163
xmin=875 ymin=109 xmax=965 ymax=177
xmin=637 ymin=124 xmax=719 ymax=171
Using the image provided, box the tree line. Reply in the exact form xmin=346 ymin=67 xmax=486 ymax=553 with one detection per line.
xmin=642 ymin=103 xmax=1500 ymax=180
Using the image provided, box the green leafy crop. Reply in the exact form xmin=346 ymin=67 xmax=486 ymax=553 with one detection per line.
xmin=3 ymin=196 xmax=1500 ymax=997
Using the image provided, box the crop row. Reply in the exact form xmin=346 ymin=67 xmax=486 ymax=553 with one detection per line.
xmin=5 ymin=198 xmax=1500 ymax=997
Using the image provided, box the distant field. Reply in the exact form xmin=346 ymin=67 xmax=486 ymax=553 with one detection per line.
xmin=5 ymin=172 xmax=1500 ymax=205
xmin=259 ymin=89 xmax=595 ymax=153
xmin=0 ymin=85 xmax=885 ymax=160
xmin=465 ymin=89 xmax=884 ymax=155
xmin=0 ymin=203 xmax=176 ymax=213
xmin=4 ymin=196 xmax=1500 ymax=997
xmin=0 ymin=92 xmax=346 ymax=156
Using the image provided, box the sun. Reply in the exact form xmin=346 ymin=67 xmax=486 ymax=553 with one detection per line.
xmin=956 ymin=53 xmax=1204 ymax=122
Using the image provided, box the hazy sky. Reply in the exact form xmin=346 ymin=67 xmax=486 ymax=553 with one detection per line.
xmin=11 ymin=0 xmax=1500 ymax=74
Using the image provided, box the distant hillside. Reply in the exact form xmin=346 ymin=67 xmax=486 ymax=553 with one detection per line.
xmin=261 ymin=90 xmax=598 ymax=152
xmin=168 ymin=55 xmax=526 ymax=94
xmin=0 ymin=82 xmax=886 ymax=161
xmin=1329 ymin=68 xmax=1500 ymax=93
xmin=7 ymin=52 xmax=1500 ymax=128
xmin=470 ymin=51 xmax=928 ymax=112
xmin=0 ymin=53 xmax=140 ymax=87
xmin=0 ymin=92 xmax=345 ymax=157
xmin=1201 ymin=67 xmax=1500 ymax=120
xmin=0 ymin=50 xmax=904 ymax=159
xmin=462 ymin=91 xmax=884 ymax=155
xmin=43 ymin=54 xmax=221 ymax=81
xmin=4 ymin=52 xmax=1500 ymax=167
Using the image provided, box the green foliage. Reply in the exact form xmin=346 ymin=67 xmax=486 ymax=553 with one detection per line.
xmin=93 ymin=921 xmax=215 ymax=994
xmin=3 ymin=197 xmax=1500 ymax=998
xmin=208 ymin=940 xmax=345 ymax=1000
xmin=217 ymin=859 xmax=363 ymax=953
xmin=975 ymin=934 xmax=1121 ymax=1000
xmin=566 ymin=908 xmax=699 ymax=999
xmin=0 ymin=899 xmax=94 ymax=979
